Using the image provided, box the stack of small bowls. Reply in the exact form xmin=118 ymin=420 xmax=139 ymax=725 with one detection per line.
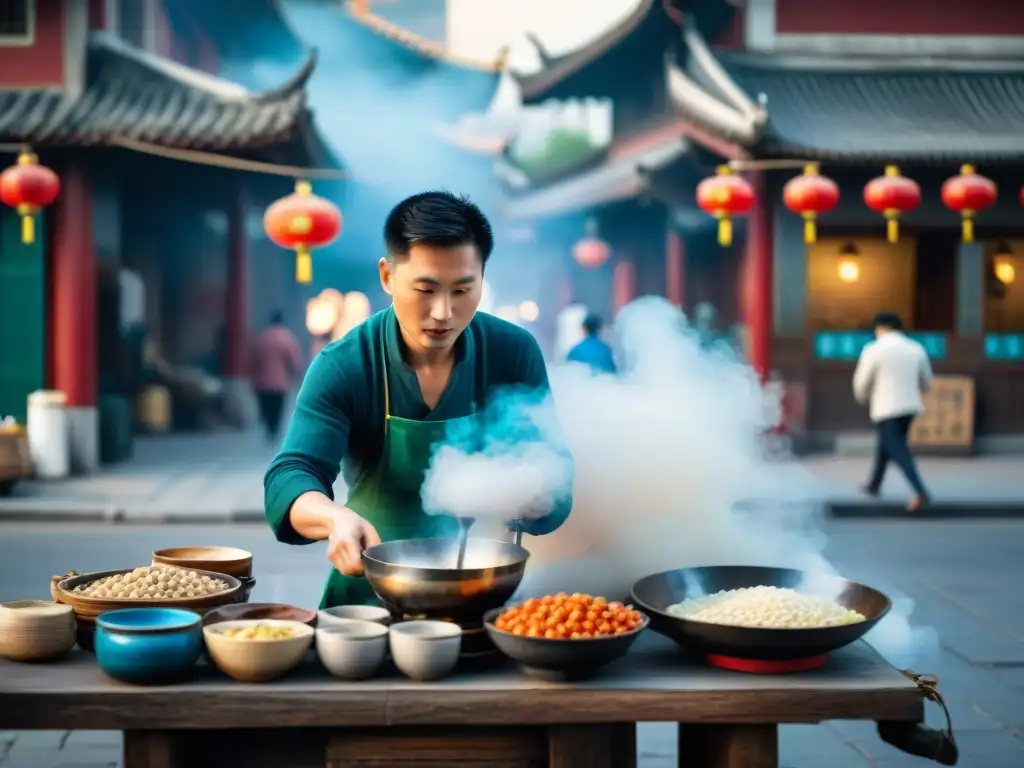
xmin=316 ymin=605 xmax=391 ymax=680
xmin=316 ymin=606 xmax=463 ymax=682
xmin=0 ymin=600 xmax=77 ymax=662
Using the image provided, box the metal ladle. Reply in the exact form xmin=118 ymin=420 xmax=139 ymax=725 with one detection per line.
xmin=454 ymin=516 xmax=474 ymax=570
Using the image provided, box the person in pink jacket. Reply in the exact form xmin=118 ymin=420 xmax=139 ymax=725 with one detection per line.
xmin=250 ymin=311 xmax=304 ymax=442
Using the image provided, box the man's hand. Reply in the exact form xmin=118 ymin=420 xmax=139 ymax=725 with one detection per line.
xmin=326 ymin=507 xmax=382 ymax=576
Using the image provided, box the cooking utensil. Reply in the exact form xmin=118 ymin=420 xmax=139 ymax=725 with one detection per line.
xmin=483 ymin=605 xmax=649 ymax=681
xmin=455 ymin=517 xmax=474 ymax=570
xmin=362 ymin=525 xmax=529 ymax=620
xmin=630 ymin=566 xmax=891 ymax=667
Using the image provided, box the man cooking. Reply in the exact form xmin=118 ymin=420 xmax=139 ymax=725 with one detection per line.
xmin=263 ymin=190 xmax=574 ymax=609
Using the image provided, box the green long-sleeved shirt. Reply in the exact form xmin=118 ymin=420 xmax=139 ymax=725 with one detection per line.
xmin=264 ymin=307 xmax=573 ymax=544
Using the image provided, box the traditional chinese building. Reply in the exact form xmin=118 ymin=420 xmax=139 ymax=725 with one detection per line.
xmin=457 ymin=0 xmax=746 ymax=345
xmin=0 ymin=0 xmax=339 ymax=470
xmin=667 ymin=0 xmax=1024 ymax=445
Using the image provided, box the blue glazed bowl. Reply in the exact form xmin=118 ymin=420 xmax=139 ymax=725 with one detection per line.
xmin=95 ymin=608 xmax=203 ymax=685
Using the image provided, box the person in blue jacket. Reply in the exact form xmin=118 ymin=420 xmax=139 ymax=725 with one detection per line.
xmin=567 ymin=312 xmax=617 ymax=374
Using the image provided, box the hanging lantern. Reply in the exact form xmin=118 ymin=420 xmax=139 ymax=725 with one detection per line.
xmin=782 ymin=164 xmax=839 ymax=244
xmin=940 ymin=164 xmax=997 ymax=244
xmin=696 ymin=165 xmax=755 ymax=247
xmin=863 ymin=165 xmax=920 ymax=244
xmin=0 ymin=148 xmax=60 ymax=245
xmin=263 ymin=180 xmax=342 ymax=284
xmin=572 ymin=218 xmax=611 ymax=269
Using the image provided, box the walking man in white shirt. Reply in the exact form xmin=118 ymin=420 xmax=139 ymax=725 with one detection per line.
xmin=852 ymin=312 xmax=933 ymax=512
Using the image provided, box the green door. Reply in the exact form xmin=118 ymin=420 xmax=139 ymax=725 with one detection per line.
xmin=0 ymin=208 xmax=46 ymax=424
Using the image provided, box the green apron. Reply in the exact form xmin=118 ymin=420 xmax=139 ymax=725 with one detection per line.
xmin=318 ymin=313 xmax=485 ymax=609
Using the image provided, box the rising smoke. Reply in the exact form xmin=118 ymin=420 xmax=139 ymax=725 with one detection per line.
xmin=420 ymin=296 xmax=938 ymax=669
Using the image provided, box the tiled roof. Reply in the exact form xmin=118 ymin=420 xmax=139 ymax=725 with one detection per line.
xmin=0 ymin=33 xmax=332 ymax=163
xmin=719 ymin=55 xmax=1024 ymax=162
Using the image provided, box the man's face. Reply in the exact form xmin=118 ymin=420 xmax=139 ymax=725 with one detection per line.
xmin=379 ymin=243 xmax=483 ymax=353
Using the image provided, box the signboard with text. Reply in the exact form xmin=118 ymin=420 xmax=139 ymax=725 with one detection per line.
xmin=908 ymin=375 xmax=975 ymax=455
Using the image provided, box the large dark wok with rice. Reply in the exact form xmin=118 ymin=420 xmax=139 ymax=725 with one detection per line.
xmin=361 ymin=531 xmax=529 ymax=619
xmin=630 ymin=565 xmax=891 ymax=662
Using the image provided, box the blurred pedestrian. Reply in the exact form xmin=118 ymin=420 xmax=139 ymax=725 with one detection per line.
xmin=251 ymin=311 xmax=303 ymax=442
xmin=853 ymin=312 xmax=932 ymax=512
xmin=567 ymin=312 xmax=616 ymax=374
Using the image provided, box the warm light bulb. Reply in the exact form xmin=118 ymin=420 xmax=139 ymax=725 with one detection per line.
xmin=518 ymin=300 xmax=540 ymax=322
xmin=306 ymin=298 xmax=340 ymax=335
xmin=838 ymin=258 xmax=860 ymax=283
xmin=994 ymin=257 xmax=1016 ymax=285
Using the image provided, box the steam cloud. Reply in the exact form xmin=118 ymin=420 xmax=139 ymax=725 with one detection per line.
xmin=420 ymin=296 xmax=938 ymax=668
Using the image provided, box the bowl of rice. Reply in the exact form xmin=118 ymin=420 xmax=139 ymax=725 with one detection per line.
xmin=629 ymin=566 xmax=891 ymax=664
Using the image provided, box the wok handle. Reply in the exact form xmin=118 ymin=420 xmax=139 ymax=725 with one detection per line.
xmin=877 ymin=721 xmax=958 ymax=765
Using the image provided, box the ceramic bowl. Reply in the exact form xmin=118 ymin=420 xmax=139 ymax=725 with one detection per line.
xmin=204 ymin=603 xmax=317 ymax=628
xmin=389 ymin=620 xmax=462 ymax=681
xmin=152 ymin=546 xmax=254 ymax=579
xmin=0 ymin=600 xmax=77 ymax=662
xmin=316 ymin=620 xmax=389 ymax=680
xmin=203 ymin=619 xmax=313 ymax=682
xmin=94 ymin=608 xmax=204 ymax=685
xmin=483 ymin=606 xmax=649 ymax=681
xmin=318 ymin=605 xmax=392 ymax=627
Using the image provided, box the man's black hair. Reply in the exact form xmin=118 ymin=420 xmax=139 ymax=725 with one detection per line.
xmin=873 ymin=312 xmax=903 ymax=331
xmin=269 ymin=310 xmax=284 ymax=325
xmin=582 ymin=313 xmax=603 ymax=336
xmin=383 ymin=190 xmax=494 ymax=266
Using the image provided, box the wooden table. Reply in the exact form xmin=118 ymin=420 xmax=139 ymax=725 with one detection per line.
xmin=0 ymin=635 xmax=924 ymax=768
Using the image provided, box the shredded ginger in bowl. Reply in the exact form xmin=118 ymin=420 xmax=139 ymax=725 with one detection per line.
xmin=667 ymin=586 xmax=867 ymax=629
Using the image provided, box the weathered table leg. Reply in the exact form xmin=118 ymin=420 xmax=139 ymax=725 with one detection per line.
xmin=123 ymin=730 xmax=184 ymax=768
xmin=548 ymin=724 xmax=637 ymax=768
xmin=678 ymin=724 xmax=778 ymax=768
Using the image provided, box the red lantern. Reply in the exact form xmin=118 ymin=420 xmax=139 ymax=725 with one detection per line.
xmin=782 ymin=164 xmax=839 ymax=244
xmin=0 ymin=149 xmax=60 ymax=245
xmin=941 ymin=164 xmax=996 ymax=244
xmin=696 ymin=165 xmax=755 ymax=247
xmin=572 ymin=219 xmax=611 ymax=269
xmin=863 ymin=165 xmax=920 ymax=244
xmin=263 ymin=180 xmax=343 ymax=284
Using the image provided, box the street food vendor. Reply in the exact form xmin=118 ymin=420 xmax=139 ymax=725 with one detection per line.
xmin=264 ymin=191 xmax=573 ymax=609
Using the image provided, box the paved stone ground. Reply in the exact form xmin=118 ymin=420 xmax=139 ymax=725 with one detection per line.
xmin=3 ymin=431 xmax=1024 ymax=523
xmin=0 ymin=519 xmax=1022 ymax=767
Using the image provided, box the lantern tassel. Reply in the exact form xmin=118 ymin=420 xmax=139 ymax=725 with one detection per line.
xmin=295 ymin=246 xmax=313 ymax=284
xmin=21 ymin=215 xmax=34 ymax=245
xmin=886 ymin=217 xmax=899 ymax=244
xmin=718 ymin=217 xmax=732 ymax=247
xmin=962 ymin=214 xmax=974 ymax=244
xmin=803 ymin=215 xmax=817 ymax=245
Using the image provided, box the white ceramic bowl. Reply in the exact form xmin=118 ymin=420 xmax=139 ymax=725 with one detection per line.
xmin=316 ymin=620 xmax=389 ymax=680
xmin=0 ymin=600 xmax=76 ymax=662
xmin=318 ymin=605 xmax=392 ymax=627
xmin=389 ymin=620 xmax=462 ymax=681
xmin=203 ymin=619 xmax=313 ymax=682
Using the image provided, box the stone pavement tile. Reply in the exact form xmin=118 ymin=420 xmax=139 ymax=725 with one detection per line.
xmin=779 ymin=724 xmax=869 ymax=767
xmin=62 ymin=732 xmax=121 ymax=749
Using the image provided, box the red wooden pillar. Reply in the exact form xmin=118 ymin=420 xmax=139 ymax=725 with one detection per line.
xmin=611 ymin=259 xmax=636 ymax=316
xmin=665 ymin=228 xmax=685 ymax=309
xmin=51 ymin=161 xmax=98 ymax=471
xmin=741 ymin=171 xmax=773 ymax=381
xmin=222 ymin=187 xmax=249 ymax=379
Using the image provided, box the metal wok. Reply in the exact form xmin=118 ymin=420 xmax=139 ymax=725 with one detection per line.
xmin=630 ymin=566 xmax=891 ymax=662
xmin=362 ymin=533 xmax=529 ymax=620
